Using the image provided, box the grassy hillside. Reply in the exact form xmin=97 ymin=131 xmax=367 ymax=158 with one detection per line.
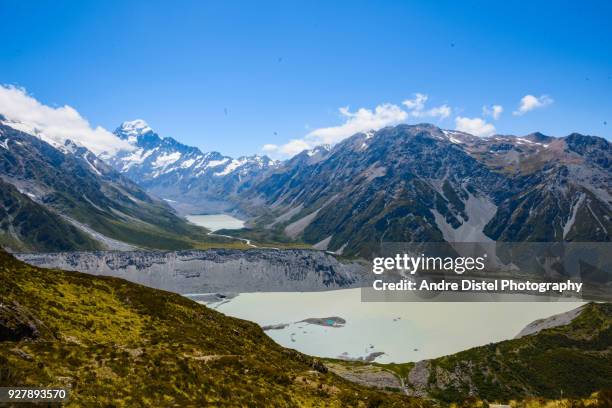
xmin=326 ymin=304 xmax=612 ymax=406
xmin=0 ymin=250 xmax=423 ymax=407
xmin=421 ymin=302 xmax=612 ymax=403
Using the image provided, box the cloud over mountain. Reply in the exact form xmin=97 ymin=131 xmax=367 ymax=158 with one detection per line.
xmin=263 ymin=94 xmax=450 ymax=157
xmin=482 ymin=104 xmax=503 ymax=120
xmin=455 ymin=116 xmax=496 ymax=137
xmin=0 ymin=85 xmax=132 ymax=155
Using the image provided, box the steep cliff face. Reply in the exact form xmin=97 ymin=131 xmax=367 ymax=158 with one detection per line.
xmin=16 ymin=249 xmax=367 ymax=293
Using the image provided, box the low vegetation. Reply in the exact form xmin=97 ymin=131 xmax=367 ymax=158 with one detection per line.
xmin=1 ymin=247 xmax=610 ymax=407
xmin=0 ymin=249 xmax=425 ymax=407
xmin=326 ymin=304 xmax=612 ymax=407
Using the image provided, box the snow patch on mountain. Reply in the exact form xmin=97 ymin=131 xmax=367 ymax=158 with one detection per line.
xmin=2 ymin=118 xmax=64 ymax=149
xmin=206 ymin=158 xmax=229 ymax=169
xmin=153 ymin=151 xmax=182 ymax=168
xmin=442 ymin=130 xmax=465 ymax=144
xmin=215 ymin=158 xmax=247 ymax=176
xmin=117 ymin=119 xmax=153 ymax=139
xmin=120 ymin=149 xmax=155 ymax=171
xmin=180 ymin=159 xmax=196 ymax=168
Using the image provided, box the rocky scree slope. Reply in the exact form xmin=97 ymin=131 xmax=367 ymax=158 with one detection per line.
xmin=16 ymin=249 xmax=367 ymax=293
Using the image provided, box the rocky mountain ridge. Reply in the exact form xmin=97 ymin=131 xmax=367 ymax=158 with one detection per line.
xmin=240 ymin=124 xmax=611 ymax=255
xmin=105 ymin=120 xmax=279 ymax=214
xmin=0 ymin=119 xmax=225 ymax=251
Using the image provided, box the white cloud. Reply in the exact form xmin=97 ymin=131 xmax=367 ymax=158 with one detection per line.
xmin=0 ymin=85 xmax=132 ymax=155
xmin=263 ymin=93 xmax=452 ymax=158
xmin=262 ymin=144 xmax=279 ymax=152
xmin=402 ymin=93 xmax=428 ymax=110
xmin=423 ymin=104 xmax=452 ymax=119
xmin=403 ymin=93 xmax=451 ymax=119
xmin=308 ymin=104 xmax=408 ymax=145
xmin=482 ymin=104 xmax=503 ymax=120
xmin=262 ymin=140 xmax=311 ymax=156
xmin=278 ymin=140 xmax=311 ymax=156
xmin=513 ymin=94 xmax=553 ymax=116
xmin=263 ymin=103 xmax=408 ymax=158
xmin=455 ymin=116 xmax=496 ymax=137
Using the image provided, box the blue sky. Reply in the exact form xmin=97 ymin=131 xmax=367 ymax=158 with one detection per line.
xmin=0 ymin=0 xmax=610 ymax=157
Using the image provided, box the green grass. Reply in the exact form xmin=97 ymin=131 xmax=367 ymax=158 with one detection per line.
xmin=422 ymin=303 xmax=612 ymax=403
xmin=322 ymin=304 xmax=611 ymax=406
xmin=0 ymin=249 xmax=427 ymax=407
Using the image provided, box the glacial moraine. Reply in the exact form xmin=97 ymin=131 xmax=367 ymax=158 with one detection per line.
xmin=16 ymin=249 xmax=367 ymax=294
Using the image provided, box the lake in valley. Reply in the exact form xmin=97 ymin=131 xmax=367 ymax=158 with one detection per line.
xmin=197 ymin=289 xmax=583 ymax=363
xmin=185 ymin=213 xmax=584 ymax=363
xmin=186 ymin=214 xmax=245 ymax=231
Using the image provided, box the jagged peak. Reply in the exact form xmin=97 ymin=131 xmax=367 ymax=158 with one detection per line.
xmin=307 ymin=144 xmax=331 ymax=156
xmin=563 ymin=132 xmax=607 ymax=142
xmin=521 ymin=132 xmax=555 ymax=144
xmin=115 ymin=119 xmax=154 ymax=138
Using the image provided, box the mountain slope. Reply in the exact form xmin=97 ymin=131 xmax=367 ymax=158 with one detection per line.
xmin=243 ymin=125 xmax=507 ymax=255
xmin=0 ymin=178 xmax=99 ymax=251
xmin=240 ymin=125 xmax=611 ymax=255
xmin=326 ymin=303 xmax=612 ymax=405
xmin=476 ymin=133 xmax=612 ymax=242
xmin=0 ymin=121 xmax=230 ymax=251
xmin=105 ymin=120 xmax=278 ymax=214
xmin=0 ymin=249 xmax=420 ymax=407
xmin=404 ymin=303 xmax=612 ymax=402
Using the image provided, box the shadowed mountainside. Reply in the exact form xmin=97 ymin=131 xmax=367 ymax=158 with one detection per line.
xmin=0 ymin=121 xmax=238 ymax=251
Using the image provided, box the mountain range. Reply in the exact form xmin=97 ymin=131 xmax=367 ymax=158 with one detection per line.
xmin=0 ymin=117 xmax=233 ymax=251
xmin=239 ymin=124 xmax=611 ymax=255
xmin=99 ymin=120 xmax=611 ymax=255
xmin=106 ymin=120 xmax=279 ymax=215
xmin=1 ymin=116 xmax=610 ymax=254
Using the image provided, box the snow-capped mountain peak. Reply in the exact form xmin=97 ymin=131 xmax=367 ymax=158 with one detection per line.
xmin=115 ymin=119 xmax=154 ymax=141
xmin=103 ymin=120 xmax=279 ymax=213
